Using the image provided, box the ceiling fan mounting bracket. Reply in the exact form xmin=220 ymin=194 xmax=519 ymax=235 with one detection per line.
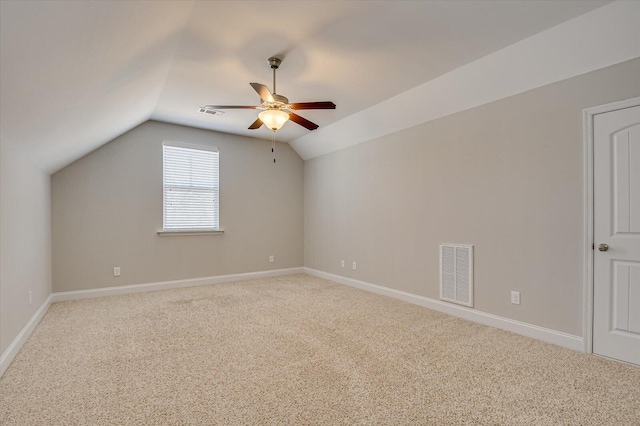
xmin=268 ymin=57 xmax=282 ymax=69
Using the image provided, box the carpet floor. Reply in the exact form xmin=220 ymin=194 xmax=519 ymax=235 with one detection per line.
xmin=1 ymin=274 xmax=639 ymax=425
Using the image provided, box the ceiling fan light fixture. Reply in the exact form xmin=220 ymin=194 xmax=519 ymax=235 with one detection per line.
xmin=259 ymin=109 xmax=289 ymax=131
xmin=201 ymin=57 xmax=335 ymax=132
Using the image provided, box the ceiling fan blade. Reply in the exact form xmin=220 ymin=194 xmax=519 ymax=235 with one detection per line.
xmin=289 ymin=112 xmax=319 ymax=131
xmin=201 ymin=105 xmax=258 ymax=110
xmin=250 ymin=83 xmax=275 ymax=103
xmin=289 ymin=101 xmax=336 ymax=110
xmin=248 ymin=118 xmax=263 ymax=130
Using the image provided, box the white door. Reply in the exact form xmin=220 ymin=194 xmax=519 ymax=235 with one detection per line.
xmin=593 ymin=104 xmax=640 ymax=365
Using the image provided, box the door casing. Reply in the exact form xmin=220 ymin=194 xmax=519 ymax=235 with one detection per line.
xmin=582 ymin=96 xmax=640 ymax=355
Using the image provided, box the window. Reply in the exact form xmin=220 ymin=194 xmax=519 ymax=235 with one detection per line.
xmin=162 ymin=142 xmax=219 ymax=231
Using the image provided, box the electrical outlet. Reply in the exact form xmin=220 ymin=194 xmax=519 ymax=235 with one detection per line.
xmin=114 ymin=267 xmax=121 ymax=277
xmin=341 ymin=260 xmax=345 ymax=268
xmin=28 ymin=291 xmax=32 ymax=305
xmin=352 ymin=261 xmax=357 ymax=271
xmin=269 ymin=255 xmax=274 ymax=263
xmin=511 ymin=291 xmax=521 ymax=305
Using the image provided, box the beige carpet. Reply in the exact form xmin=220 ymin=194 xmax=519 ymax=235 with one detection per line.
xmin=1 ymin=274 xmax=639 ymax=425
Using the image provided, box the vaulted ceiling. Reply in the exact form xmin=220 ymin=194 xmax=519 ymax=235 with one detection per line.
xmin=0 ymin=0 xmax=615 ymax=173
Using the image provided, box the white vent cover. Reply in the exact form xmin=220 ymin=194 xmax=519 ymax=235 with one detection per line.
xmin=198 ymin=107 xmax=225 ymax=116
xmin=440 ymin=244 xmax=473 ymax=307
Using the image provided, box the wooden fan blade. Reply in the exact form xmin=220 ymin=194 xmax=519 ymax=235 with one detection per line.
xmin=250 ymin=83 xmax=275 ymax=103
xmin=289 ymin=101 xmax=336 ymax=110
xmin=248 ymin=118 xmax=263 ymax=129
xmin=289 ymin=112 xmax=319 ymax=131
xmin=201 ymin=105 xmax=258 ymax=110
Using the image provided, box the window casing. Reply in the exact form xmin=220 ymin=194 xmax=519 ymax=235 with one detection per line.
xmin=163 ymin=142 xmax=219 ymax=230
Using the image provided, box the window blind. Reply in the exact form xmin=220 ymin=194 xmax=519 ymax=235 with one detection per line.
xmin=163 ymin=143 xmax=219 ymax=230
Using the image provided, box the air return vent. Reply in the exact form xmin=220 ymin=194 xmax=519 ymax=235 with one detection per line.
xmin=440 ymin=244 xmax=473 ymax=307
xmin=198 ymin=107 xmax=225 ymax=116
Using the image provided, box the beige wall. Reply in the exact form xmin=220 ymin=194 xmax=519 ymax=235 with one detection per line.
xmin=304 ymin=58 xmax=640 ymax=336
xmin=0 ymin=138 xmax=52 ymax=354
xmin=52 ymin=121 xmax=304 ymax=292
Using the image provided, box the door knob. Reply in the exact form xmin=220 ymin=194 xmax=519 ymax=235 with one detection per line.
xmin=598 ymin=243 xmax=609 ymax=252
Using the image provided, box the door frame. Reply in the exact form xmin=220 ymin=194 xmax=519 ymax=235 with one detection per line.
xmin=582 ymin=96 xmax=640 ymax=354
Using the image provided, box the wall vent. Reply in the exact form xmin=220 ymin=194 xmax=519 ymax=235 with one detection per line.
xmin=198 ymin=107 xmax=225 ymax=116
xmin=440 ymin=244 xmax=473 ymax=307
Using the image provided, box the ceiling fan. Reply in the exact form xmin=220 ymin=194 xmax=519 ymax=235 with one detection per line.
xmin=199 ymin=57 xmax=336 ymax=132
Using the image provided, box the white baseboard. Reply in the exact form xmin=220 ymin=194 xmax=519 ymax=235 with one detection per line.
xmin=1 ymin=267 xmax=304 ymax=378
xmin=2 ymin=266 xmax=582 ymax=379
xmin=51 ymin=267 xmax=305 ymax=302
xmin=304 ymin=268 xmax=584 ymax=352
xmin=0 ymin=294 xmax=52 ymax=378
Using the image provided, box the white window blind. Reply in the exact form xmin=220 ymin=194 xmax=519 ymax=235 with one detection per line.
xmin=163 ymin=143 xmax=219 ymax=230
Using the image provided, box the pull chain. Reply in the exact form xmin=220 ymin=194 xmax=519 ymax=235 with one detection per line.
xmin=271 ymin=130 xmax=276 ymax=163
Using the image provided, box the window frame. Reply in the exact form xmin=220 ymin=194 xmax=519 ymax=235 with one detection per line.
xmin=158 ymin=141 xmax=223 ymax=236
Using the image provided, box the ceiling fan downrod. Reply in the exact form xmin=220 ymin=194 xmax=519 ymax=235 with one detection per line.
xmin=269 ymin=57 xmax=281 ymax=95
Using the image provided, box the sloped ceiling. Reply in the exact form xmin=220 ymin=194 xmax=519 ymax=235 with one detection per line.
xmin=0 ymin=0 xmax=613 ymax=173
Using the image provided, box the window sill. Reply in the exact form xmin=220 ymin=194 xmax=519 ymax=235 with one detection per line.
xmin=157 ymin=228 xmax=224 ymax=236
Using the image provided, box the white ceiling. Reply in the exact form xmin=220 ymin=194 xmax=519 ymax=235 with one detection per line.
xmin=0 ymin=0 xmax=612 ymax=173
